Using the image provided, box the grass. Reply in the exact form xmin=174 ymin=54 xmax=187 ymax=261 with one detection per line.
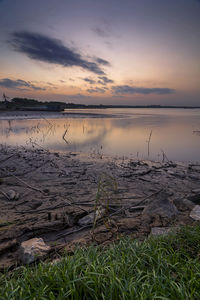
xmin=1 ymin=225 xmax=200 ymax=299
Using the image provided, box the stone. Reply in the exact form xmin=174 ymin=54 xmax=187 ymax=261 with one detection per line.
xmin=188 ymin=174 xmax=199 ymax=180
xmin=117 ymin=218 xmax=140 ymax=231
xmin=173 ymin=198 xmax=195 ymax=212
xmin=167 ymin=171 xmax=186 ymax=179
xmin=190 ymin=205 xmax=200 ymax=221
xmin=0 ymin=239 xmax=17 ymax=255
xmin=192 ymin=189 xmax=200 ymax=194
xmin=7 ymin=190 xmax=19 ymax=201
xmin=151 ymin=227 xmax=177 ymax=236
xmin=78 ymin=208 xmax=105 ymax=226
xmin=19 ymin=238 xmax=50 ymax=264
xmin=27 ymin=200 xmax=42 ymax=209
xmin=142 ymin=191 xmax=178 ymax=219
xmin=187 ymin=193 xmax=200 ymax=205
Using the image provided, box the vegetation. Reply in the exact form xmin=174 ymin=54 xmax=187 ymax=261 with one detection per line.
xmin=1 ymin=225 xmax=200 ymax=299
xmin=1 ymin=96 xmax=200 ymax=111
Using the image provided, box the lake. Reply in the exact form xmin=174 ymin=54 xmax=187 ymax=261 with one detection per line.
xmin=0 ymin=108 xmax=200 ymax=162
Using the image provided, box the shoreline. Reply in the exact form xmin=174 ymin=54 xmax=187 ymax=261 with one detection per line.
xmin=0 ymin=110 xmax=120 ymax=121
xmin=0 ymin=144 xmax=200 ymax=269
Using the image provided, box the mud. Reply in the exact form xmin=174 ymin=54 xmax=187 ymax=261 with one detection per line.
xmin=0 ymin=144 xmax=200 ymax=269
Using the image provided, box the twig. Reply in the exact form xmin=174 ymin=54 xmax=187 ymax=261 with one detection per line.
xmin=135 ymin=188 xmax=163 ymax=206
xmin=55 ymin=225 xmax=91 ymax=239
xmin=62 ymin=124 xmax=70 ymax=144
xmin=40 ymin=115 xmax=53 ymax=127
xmin=0 ymin=189 xmax=10 ymax=200
xmin=29 ymin=141 xmax=49 ymax=152
xmin=9 ymin=173 xmax=44 ymax=194
xmin=15 ymin=200 xmax=89 ymax=214
xmin=0 ymin=161 xmax=46 ymax=194
xmin=161 ymin=149 xmax=170 ymax=163
xmin=0 ymin=154 xmax=16 ymax=164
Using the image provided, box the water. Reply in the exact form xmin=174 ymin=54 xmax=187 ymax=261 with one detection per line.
xmin=0 ymin=108 xmax=200 ymax=162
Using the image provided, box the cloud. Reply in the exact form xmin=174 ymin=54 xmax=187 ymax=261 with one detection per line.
xmin=95 ymin=57 xmax=110 ymax=66
xmin=68 ymin=93 xmax=88 ymax=101
xmin=93 ymin=26 xmax=110 ymax=38
xmin=0 ymin=78 xmax=45 ymax=90
xmin=112 ymin=85 xmax=175 ymax=95
xmin=98 ymin=76 xmax=114 ymax=85
xmin=87 ymin=87 xmax=106 ymax=94
xmin=83 ymin=78 xmax=96 ymax=84
xmin=10 ymin=31 xmax=108 ymax=75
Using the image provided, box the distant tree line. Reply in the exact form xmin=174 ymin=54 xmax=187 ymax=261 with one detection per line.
xmin=0 ymin=96 xmax=199 ymax=111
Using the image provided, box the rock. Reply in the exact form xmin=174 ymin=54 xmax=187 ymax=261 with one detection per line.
xmin=143 ymin=161 xmax=162 ymax=169
xmin=7 ymin=190 xmax=19 ymax=201
xmin=190 ymin=205 xmax=200 ymax=221
xmin=167 ymin=171 xmax=186 ymax=179
xmin=151 ymin=227 xmax=177 ymax=236
xmin=0 ymin=239 xmax=18 ymax=255
xmin=173 ymin=198 xmax=195 ymax=212
xmin=78 ymin=208 xmax=105 ymax=226
xmin=192 ymin=189 xmax=200 ymax=194
xmin=188 ymin=174 xmax=200 ymax=180
xmin=190 ymin=166 xmax=200 ymax=172
xmin=117 ymin=218 xmax=140 ymax=231
xmin=19 ymin=238 xmax=50 ymax=264
xmin=27 ymin=200 xmax=42 ymax=209
xmin=187 ymin=193 xmax=200 ymax=205
xmin=142 ymin=191 xmax=178 ymax=219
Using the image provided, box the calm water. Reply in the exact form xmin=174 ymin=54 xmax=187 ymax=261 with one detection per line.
xmin=0 ymin=108 xmax=200 ymax=162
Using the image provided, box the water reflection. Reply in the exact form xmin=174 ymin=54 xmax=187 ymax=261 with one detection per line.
xmin=0 ymin=108 xmax=200 ymax=161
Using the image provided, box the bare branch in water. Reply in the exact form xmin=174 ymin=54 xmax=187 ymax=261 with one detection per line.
xmin=62 ymin=124 xmax=70 ymax=144
xmin=147 ymin=130 xmax=152 ymax=157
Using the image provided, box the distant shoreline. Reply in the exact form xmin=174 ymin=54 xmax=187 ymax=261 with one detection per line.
xmin=0 ymin=96 xmax=200 ymax=113
xmin=0 ymin=109 xmax=118 ymax=120
xmin=0 ymin=106 xmax=200 ymax=121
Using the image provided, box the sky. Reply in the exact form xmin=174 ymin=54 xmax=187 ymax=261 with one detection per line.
xmin=0 ymin=0 xmax=199 ymax=105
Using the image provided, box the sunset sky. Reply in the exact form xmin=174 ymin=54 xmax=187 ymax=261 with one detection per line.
xmin=0 ymin=0 xmax=199 ymax=105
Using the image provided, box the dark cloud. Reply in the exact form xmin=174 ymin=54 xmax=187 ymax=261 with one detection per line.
xmin=87 ymin=87 xmax=106 ymax=94
xmin=95 ymin=57 xmax=110 ymax=66
xmin=0 ymin=78 xmax=45 ymax=90
xmin=10 ymin=31 xmax=108 ymax=75
xmin=68 ymin=93 xmax=88 ymax=101
xmin=93 ymin=26 xmax=109 ymax=38
xmin=83 ymin=78 xmax=96 ymax=84
xmin=112 ymin=85 xmax=175 ymax=95
xmin=98 ymin=76 xmax=114 ymax=85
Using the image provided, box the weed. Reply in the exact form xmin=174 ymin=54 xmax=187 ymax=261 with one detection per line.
xmin=1 ymin=226 xmax=200 ymax=299
xmin=92 ymin=173 xmax=119 ymax=238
